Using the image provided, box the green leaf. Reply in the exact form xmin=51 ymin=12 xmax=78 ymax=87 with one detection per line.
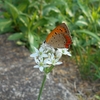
xmin=97 ymin=19 xmax=100 ymax=26
xmin=18 ymin=14 xmax=29 ymax=27
xmin=17 ymin=3 xmax=27 ymax=12
xmin=65 ymin=3 xmax=73 ymax=17
xmin=16 ymin=41 xmax=26 ymax=46
xmin=40 ymin=33 xmax=47 ymax=43
xmin=0 ymin=12 xmax=4 ymax=16
xmin=5 ymin=1 xmax=19 ymax=19
xmin=44 ymin=17 xmax=58 ymax=26
xmin=52 ymin=0 xmax=73 ymax=17
xmin=77 ymin=0 xmax=89 ymax=16
xmin=32 ymin=18 xmax=47 ymax=30
xmin=43 ymin=4 xmax=60 ymax=16
xmin=8 ymin=33 xmax=24 ymax=40
xmin=28 ymin=31 xmax=40 ymax=52
xmin=29 ymin=12 xmax=37 ymax=29
xmin=75 ymin=20 xmax=88 ymax=27
xmin=0 ymin=18 xmax=12 ymax=34
xmin=76 ymin=30 xmax=100 ymax=41
xmin=3 ymin=12 xmax=11 ymax=18
xmin=77 ymin=0 xmax=93 ymax=22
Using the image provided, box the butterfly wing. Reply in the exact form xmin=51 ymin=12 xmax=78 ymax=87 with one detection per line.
xmin=46 ymin=23 xmax=72 ymax=48
xmin=59 ymin=23 xmax=72 ymax=48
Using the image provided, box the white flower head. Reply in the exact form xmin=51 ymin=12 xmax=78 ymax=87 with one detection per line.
xmin=30 ymin=47 xmax=48 ymax=58
xmin=30 ymin=43 xmax=72 ymax=72
xmin=34 ymin=58 xmax=49 ymax=72
xmin=45 ymin=54 xmax=62 ymax=66
xmin=57 ymin=48 xmax=72 ymax=56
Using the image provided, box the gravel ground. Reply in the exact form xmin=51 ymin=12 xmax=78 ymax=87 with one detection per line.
xmin=0 ymin=33 xmax=77 ymax=100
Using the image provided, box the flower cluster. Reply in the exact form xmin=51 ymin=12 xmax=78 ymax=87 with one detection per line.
xmin=30 ymin=43 xmax=71 ymax=72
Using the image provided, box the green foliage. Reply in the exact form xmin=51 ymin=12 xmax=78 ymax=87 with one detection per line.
xmin=0 ymin=0 xmax=100 ymax=80
xmin=0 ymin=19 xmax=12 ymax=33
xmin=71 ymin=0 xmax=100 ymax=80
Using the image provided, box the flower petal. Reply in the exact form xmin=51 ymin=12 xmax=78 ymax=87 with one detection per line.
xmin=56 ymin=50 xmax=62 ymax=59
xmin=34 ymin=65 xmax=39 ymax=68
xmin=45 ymin=60 xmax=52 ymax=64
xmin=57 ymin=48 xmax=71 ymax=56
xmin=30 ymin=53 xmax=38 ymax=57
xmin=54 ymin=61 xmax=62 ymax=65
xmin=34 ymin=47 xmax=39 ymax=52
xmin=39 ymin=67 xmax=44 ymax=72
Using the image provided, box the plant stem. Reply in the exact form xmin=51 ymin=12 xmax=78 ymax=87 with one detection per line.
xmin=38 ymin=74 xmax=47 ymax=100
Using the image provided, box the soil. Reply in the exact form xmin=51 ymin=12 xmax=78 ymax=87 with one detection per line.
xmin=0 ymin=33 xmax=100 ymax=100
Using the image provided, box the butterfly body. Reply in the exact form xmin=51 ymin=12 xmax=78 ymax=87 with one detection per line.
xmin=45 ymin=23 xmax=72 ymax=48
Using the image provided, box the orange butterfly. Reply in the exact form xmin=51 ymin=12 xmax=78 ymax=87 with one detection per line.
xmin=45 ymin=23 xmax=72 ymax=48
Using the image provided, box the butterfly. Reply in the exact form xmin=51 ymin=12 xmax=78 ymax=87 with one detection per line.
xmin=45 ymin=23 xmax=72 ymax=48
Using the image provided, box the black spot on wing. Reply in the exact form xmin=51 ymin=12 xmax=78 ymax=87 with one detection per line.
xmin=60 ymin=29 xmax=63 ymax=32
xmin=55 ymin=32 xmax=57 ymax=35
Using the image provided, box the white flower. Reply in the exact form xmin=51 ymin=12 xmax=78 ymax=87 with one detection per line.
xmin=30 ymin=47 xmax=48 ymax=58
xmin=57 ymin=48 xmax=71 ymax=56
xmin=41 ymin=43 xmax=55 ymax=54
xmin=34 ymin=58 xmax=49 ymax=72
xmin=45 ymin=54 xmax=62 ymax=66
